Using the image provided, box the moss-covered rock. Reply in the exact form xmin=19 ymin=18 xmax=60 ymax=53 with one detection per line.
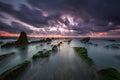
xmin=98 ymin=68 xmax=120 ymax=80
xmin=0 ymin=60 xmax=30 ymax=80
xmin=0 ymin=52 xmax=15 ymax=60
xmin=32 ymin=50 xmax=51 ymax=59
xmin=73 ymin=47 xmax=94 ymax=66
xmin=52 ymin=45 xmax=58 ymax=52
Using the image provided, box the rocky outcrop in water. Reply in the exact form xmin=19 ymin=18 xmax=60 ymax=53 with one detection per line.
xmin=29 ymin=38 xmax=52 ymax=44
xmin=1 ymin=42 xmax=15 ymax=48
xmin=0 ymin=41 xmax=3 ymax=44
xmin=81 ymin=37 xmax=90 ymax=43
xmin=15 ymin=31 xmax=28 ymax=45
xmin=105 ymin=44 xmax=120 ymax=49
xmin=1 ymin=31 xmax=28 ymax=48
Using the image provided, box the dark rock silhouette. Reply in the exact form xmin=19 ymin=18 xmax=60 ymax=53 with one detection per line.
xmin=1 ymin=42 xmax=15 ymax=48
xmin=0 ymin=41 xmax=3 ymax=44
xmin=1 ymin=31 xmax=28 ymax=48
xmin=105 ymin=44 xmax=120 ymax=49
xmin=81 ymin=37 xmax=90 ymax=43
xmin=46 ymin=38 xmax=52 ymax=42
xmin=29 ymin=38 xmax=52 ymax=44
xmin=108 ymin=39 xmax=116 ymax=42
xmin=15 ymin=31 xmax=28 ymax=45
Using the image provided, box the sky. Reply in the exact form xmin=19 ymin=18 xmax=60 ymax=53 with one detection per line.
xmin=0 ymin=0 xmax=120 ymax=38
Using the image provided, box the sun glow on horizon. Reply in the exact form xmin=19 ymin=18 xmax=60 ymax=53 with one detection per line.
xmin=0 ymin=30 xmax=120 ymax=38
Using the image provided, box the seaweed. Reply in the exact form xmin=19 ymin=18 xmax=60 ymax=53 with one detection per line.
xmin=52 ymin=45 xmax=58 ymax=52
xmin=0 ymin=60 xmax=30 ymax=80
xmin=73 ymin=47 xmax=94 ymax=66
xmin=32 ymin=50 xmax=51 ymax=59
xmin=98 ymin=68 xmax=120 ymax=80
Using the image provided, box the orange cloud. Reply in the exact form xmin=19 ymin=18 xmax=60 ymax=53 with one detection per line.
xmin=88 ymin=32 xmax=108 ymax=37
xmin=0 ymin=30 xmax=82 ymax=38
xmin=0 ymin=30 xmax=19 ymax=37
xmin=0 ymin=30 xmax=120 ymax=38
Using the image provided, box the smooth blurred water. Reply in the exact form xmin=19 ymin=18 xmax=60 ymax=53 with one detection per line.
xmin=71 ymin=39 xmax=120 ymax=71
xmin=0 ymin=38 xmax=120 ymax=80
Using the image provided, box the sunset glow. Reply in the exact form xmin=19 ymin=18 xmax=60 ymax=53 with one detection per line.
xmin=0 ymin=0 xmax=120 ymax=38
xmin=0 ymin=30 xmax=119 ymax=38
xmin=0 ymin=1 xmax=120 ymax=80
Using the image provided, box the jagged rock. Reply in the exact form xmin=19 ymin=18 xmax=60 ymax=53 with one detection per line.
xmin=81 ymin=37 xmax=90 ymax=43
xmin=15 ymin=31 xmax=28 ymax=45
xmin=1 ymin=32 xmax=28 ymax=48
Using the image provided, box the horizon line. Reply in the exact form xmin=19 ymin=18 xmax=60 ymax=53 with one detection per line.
xmin=0 ymin=35 xmax=120 ymax=38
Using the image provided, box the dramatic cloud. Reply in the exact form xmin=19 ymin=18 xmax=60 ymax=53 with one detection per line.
xmin=0 ymin=0 xmax=120 ymax=37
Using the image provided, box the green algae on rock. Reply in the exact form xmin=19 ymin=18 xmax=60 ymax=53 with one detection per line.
xmin=0 ymin=60 xmax=30 ymax=80
xmin=32 ymin=50 xmax=51 ymax=59
xmin=98 ymin=68 xmax=120 ymax=80
xmin=73 ymin=47 xmax=94 ymax=66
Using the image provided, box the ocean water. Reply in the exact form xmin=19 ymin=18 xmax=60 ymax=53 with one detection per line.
xmin=0 ymin=38 xmax=120 ymax=80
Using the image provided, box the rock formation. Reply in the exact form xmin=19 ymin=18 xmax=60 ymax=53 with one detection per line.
xmin=1 ymin=31 xmax=28 ymax=48
xmin=15 ymin=31 xmax=28 ymax=45
xmin=81 ymin=37 xmax=90 ymax=43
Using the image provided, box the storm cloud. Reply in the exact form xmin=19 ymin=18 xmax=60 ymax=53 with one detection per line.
xmin=0 ymin=0 xmax=120 ymax=37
